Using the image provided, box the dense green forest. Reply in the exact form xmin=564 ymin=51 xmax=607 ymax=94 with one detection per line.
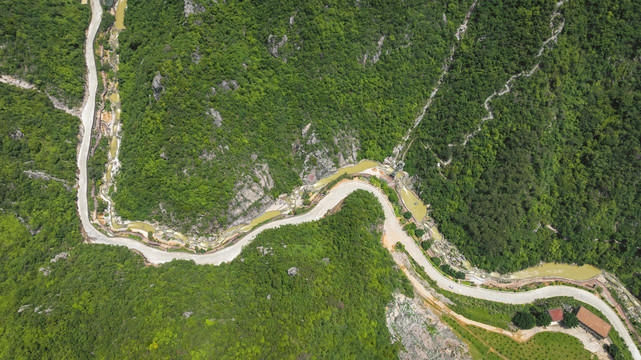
xmin=0 ymin=86 xmax=410 ymax=357
xmin=406 ymin=0 xmax=641 ymax=298
xmin=0 ymin=0 xmax=89 ymax=106
xmin=114 ymin=0 xmax=473 ymax=231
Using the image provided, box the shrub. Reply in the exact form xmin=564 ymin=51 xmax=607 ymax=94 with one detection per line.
xmin=563 ymin=311 xmax=579 ymax=328
xmin=605 ymin=344 xmax=625 ymax=360
xmin=513 ymin=311 xmax=536 ymax=329
xmin=535 ymin=310 xmax=552 ymax=327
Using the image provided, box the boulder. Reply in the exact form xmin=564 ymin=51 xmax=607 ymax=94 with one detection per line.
xmin=152 ymin=73 xmax=164 ymax=101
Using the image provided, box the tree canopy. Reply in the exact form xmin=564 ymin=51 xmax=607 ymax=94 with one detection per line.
xmin=0 ymin=86 xmax=410 ymax=357
xmin=405 ymin=0 xmax=641 ymax=299
xmin=0 ymin=0 xmax=90 ymax=105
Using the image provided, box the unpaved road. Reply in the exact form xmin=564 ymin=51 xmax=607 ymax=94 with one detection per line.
xmin=76 ymin=1 xmax=640 ymax=358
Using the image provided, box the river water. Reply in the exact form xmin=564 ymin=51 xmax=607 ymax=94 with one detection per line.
xmin=507 ymin=263 xmax=602 ymax=281
xmin=115 ymin=0 xmax=127 ymax=30
xmin=313 ymin=160 xmax=379 ymax=189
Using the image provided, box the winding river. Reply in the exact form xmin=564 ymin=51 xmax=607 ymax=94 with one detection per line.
xmin=76 ymin=0 xmax=640 ymax=358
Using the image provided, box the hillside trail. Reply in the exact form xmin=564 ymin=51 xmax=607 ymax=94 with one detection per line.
xmin=0 ymin=75 xmax=82 ymax=118
xmin=434 ymin=0 xmax=567 ymax=168
xmin=392 ymin=0 xmax=566 ymax=169
xmin=388 ymin=0 xmax=478 ymax=165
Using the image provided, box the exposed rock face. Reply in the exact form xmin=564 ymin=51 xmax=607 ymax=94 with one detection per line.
xmin=23 ymin=170 xmax=71 ymax=191
xmin=361 ymin=35 xmax=386 ymax=65
xmin=218 ymin=80 xmax=238 ymax=92
xmin=227 ymin=163 xmax=275 ymax=225
xmin=257 ymin=246 xmax=273 ymax=256
xmin=50 ymin=252 xmax=69 ymax=263
xmin=287 ymin=267 xmax=299 ymax=276
xmin=10 ymin=128 xmax=24 ymax=139
xmin=302 ymin=122 xmax=312 ymax=136
xmin=192 ymin=50 xmax=202 ymax=64
xmin=253 ymin=163 xmax=274 ymax=189
xmin=296 ymin=127 xmax=360 ymax=185
xmin=371 ymin=35 xmax=385 ymax=63
xmin=267 ymin=34 xmax=288 ymax=60
xmin=207 ymin=108 xmax=223 ymax=127
xmin=386 ymin=293 xmax=471 ymax=360
xmin=152 ymin=73 xmax=164 ymax=101
xmin=184 ymin=0 xmax=205 ymax=17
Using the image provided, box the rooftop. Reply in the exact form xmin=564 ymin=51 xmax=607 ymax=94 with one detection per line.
xmin=548 ymin=308 xmax=564 ymax=322
xmin=576 ymin=306 xmax=611 ymax=338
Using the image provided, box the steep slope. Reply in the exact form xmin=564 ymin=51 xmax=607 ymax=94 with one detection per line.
xmin=406 ymin=0 xmax=641 ymax=298
xmin=113 ymin=0 xmax=473 ymax=233
xmin=0 ymin=0 xmax=90 ymax=106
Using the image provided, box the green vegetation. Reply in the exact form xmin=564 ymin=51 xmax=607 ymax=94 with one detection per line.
xmin=0 ymin=89 xmax=410 ymax=358
xmin=0 ymin=0 xmax=90 ymax=105
xmin=513 ymin=310 xmax=536 ymax=329
xmin=564 ymin=311 xmax=579 ymax=328
xmin=406 ymin=0 xmax=641 ymax=299
xmin=607 ymin=344 xmax=626 ymax=360
xmin=535 ymin=310 xmax=552 ymax=327
xmin=440 ymin=263 xmax=466 ymax=280
xmin=113 ymin=0 xmax=474 ymax=232
xmin=89 ymin=137 xmax=109 ymax=183
xmin=444 ymin=317 xmax=596 ymax=360
xmin=0 ymin=84 xmax=79 ymax=183
xmin=369 ymin=176 xmax=400 ymax=209
xmin=609 ymin=329 xmax=634 ymax=360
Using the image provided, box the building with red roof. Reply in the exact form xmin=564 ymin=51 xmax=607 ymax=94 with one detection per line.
xmin=548 ymin=308 xmax=564 ymax=324
xmin=576 ymin=306 xmax=611 ymax=339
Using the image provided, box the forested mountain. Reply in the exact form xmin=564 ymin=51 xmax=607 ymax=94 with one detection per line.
xmin=405 ymin=0 xmax=641 ymax=298
xmin=114 ymin=0 xmax=473 ymax=232
xmin=0 ymin=84 xmax=409 ymax=357
xmin=111 ymin=0 xmax=641 ymax=298
xmin=0 ymin=0 xmax=89 ymax=106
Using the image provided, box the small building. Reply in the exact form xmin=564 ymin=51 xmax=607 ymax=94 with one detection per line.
xmin=548 ymin=308 xmax=564 ymax=324
xmin=576 ymin=306 xmax=612 ymax=339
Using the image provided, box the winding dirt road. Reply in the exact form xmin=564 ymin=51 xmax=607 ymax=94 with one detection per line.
xmin=75 ymin=0 xmax=640 ymax=358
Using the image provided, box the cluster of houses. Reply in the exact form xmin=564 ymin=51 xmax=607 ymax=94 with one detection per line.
xmin=548 ymin=306 xmax=612 ymax=339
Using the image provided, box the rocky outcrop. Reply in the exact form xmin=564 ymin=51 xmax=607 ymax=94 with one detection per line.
xmin=152 ymin=73 xmax=164 ymax=101
xmin=184 ymin=0 xmax=205 ymax=17
xmin=386 ymin=293 xmax=471 ymax=360
xmin=218 ymin=80 xmax=238 ymax=92
xmin=207 ymin=108 xmax=223 ymax=127
xmin=227 ymin=163 xmax=275 ymax=225
xmin=287 ymin=267 xmax=299 ymax=276
xmin=360 ymin=35 xmax=386 ymax=65
xmin=50 ymin=252 xmax=69 ymax=263
xmin=267 ymin=35 xmax=288 ymax=61
xmin=295 ymin=125 xmax=360 ymax=184
xmin=10 ymin=128 xmax=24 ymax=139
xmin=23 ymin=170 xmax=72 ymax=191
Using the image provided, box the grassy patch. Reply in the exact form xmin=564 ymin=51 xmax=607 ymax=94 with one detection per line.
xmin=444 ymin=316 xmax=597 ymax=360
